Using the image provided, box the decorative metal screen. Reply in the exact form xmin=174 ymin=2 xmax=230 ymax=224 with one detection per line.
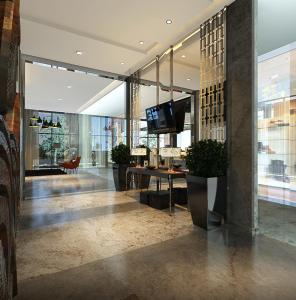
xmin=131 ymin=71 xmax=141 ymax=147
xmin=200 ymin=8 xmax=226 ymax=141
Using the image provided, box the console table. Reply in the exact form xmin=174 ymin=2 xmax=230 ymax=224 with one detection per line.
xmin=126 ymin=167 xmax=187 ymax=215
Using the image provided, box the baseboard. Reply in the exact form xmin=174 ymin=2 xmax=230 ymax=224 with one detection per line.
xmin=25 ymin=169 xmax=66 ymax=176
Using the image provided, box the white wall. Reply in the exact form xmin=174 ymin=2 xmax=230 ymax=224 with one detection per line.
xmin=258 ymin=0 xmax=296 ymax=55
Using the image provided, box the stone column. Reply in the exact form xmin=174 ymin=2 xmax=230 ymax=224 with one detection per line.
xmin=226 ymin=0 xmax=258 ymax=232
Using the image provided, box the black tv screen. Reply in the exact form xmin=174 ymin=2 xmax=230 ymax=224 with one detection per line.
xmin=174 ymin=100 xmax=187 ymax=133
xmin=146 ymin=100 xmax=176 ymax=134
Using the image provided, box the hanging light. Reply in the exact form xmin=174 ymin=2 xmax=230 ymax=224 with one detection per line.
xmin=56 ymin=117 xmax=62 ymax=128
xmin=48 ymin=119 xmax=54 ymax=128
xmin=29 ymin=120 xmax=39 ymax=128
xmin=37 ymin=116 xmax=42 ymax=124
xmin=42 ymin=118 xmax=49 ymax=128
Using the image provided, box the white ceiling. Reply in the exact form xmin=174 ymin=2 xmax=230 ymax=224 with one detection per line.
xmin=25 ymin=63 xmax=115 ymax=113
xmin=20 ymin=0 xmax=233 ymax=76
xmin=22 ymin=0 xmax=233 ymax=115
xmin=141 ymin=38 xmax=200 ymax=90
xmin=258 ymin=0 xmax=296 ymax=55
xmin=81 ymin=83 xmax=126 ymax=118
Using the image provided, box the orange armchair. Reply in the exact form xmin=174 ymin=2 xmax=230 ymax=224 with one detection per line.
xmin=60 ymin=156 xmax=81 ymax=173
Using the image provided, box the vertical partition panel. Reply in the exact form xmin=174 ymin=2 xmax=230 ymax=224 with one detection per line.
xmin=200 ymin=9 xmax=226 ymax=141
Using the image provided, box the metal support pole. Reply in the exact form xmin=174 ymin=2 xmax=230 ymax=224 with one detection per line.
xmin=126 ymin=77 xmax=131 ymax=147
xmin=156 ymin=55 xmax=160 ymax=169
xmin=170 ymin=46 xmax=174 ymax=101
xmin=169 ymin=46 xmax=176 ymax=147
xmin=19 ymin=50 xmax=26 ymax=202
xmin=191 ymin=90 xmax=199 ymax=143
xmin=169 ymin=175 xmax=172 ymax=215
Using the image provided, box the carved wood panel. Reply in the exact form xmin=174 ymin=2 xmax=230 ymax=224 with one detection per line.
xmin=0 ymin=0 xmax=20 ymax=298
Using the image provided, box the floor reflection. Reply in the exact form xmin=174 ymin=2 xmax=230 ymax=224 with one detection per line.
xmin=25 ymin=168 xmax=115 ymax=199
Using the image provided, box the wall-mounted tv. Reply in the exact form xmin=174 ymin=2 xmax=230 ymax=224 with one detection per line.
xmin=146 ymin=99 xmax=186 ymax=134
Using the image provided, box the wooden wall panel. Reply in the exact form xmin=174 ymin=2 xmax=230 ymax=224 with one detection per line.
xmin=0 ymin=0 xmax=20 ymax=298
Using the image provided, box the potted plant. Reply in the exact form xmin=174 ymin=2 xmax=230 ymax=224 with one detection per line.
xmin=111 ymin=143 xmax=131 ymax=191
xmin=185 ymin=139 xmax=228 ymax=230
xmin=135 ymin=145 xmax=151 ymax=189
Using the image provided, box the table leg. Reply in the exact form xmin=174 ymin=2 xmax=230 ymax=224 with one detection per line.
xmin=169 ymin=175 xmax=172 ymax=215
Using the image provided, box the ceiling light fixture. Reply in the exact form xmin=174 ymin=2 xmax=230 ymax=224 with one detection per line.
xmin=67 ymin=85 xmax=72 ymax=89
xmin=120 ymin=62 xmax=125 ymax=65
xmin=166 ymin=19 xmax=173 ymax=24
xmin=58 ymin=98 xmax=63 ymax=101
xmin=139 ymin=41 xmax=144 ymax=45
xmin=181 ymin=55 xmax=186 ymax=58
xmin=76 ymin=50 xmax=83 ymax=55
xmin=186 ymin=78 xmax=192 ymax=81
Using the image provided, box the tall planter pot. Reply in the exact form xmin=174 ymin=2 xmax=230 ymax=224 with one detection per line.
xmin=113 ymin=164 xmax=131 ymax=191
xmin=186 ymin=175 xmax=227 ymax=230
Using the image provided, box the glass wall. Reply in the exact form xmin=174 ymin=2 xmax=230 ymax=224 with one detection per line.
xmin=257 ymin=0 xmax=296 ymax=246
xmin=25 ymin=109 xmax=126 ymax=170
xmin=258 ymin=46 xmax=296 ymax=206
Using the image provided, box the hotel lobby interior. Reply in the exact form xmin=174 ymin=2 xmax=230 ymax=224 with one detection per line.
xmin=0 ymin=0 xmax=296 ymax=299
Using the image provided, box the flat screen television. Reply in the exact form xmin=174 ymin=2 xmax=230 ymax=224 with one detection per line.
xmin=146 ymin=100 xmax=186 ymax=134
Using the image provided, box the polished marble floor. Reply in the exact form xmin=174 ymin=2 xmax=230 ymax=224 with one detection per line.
xmin=259 ymin=200 xmax=296 ymax=246
xmin=16 ymin=171 xmax=296 ymax=299
xmin=25 ymin=168 xmax=115 ymax=200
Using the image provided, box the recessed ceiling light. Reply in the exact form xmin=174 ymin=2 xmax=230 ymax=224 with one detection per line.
xmin=76 ymin=50 xmax=83 ymax=55
xmin=139 ymin=41 xmax=144 ymax=45
xmin=120 ymin=62 xmax=125 ymax=65
xmin=67 ymin=85 xmax=72 ymax=89
xmin=166 ymin=19 xmax=173 ymax=24
xmin=186 ymin=78 xmax=191 ymax=81
xmin=57 ymin=98 xmax=63 ymax=101
xmin=181 ymin=55 xmax=186 ymax=58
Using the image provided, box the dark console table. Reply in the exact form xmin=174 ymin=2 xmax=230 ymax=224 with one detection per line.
xmin=126 ymin=167 xmax=187 ymax=215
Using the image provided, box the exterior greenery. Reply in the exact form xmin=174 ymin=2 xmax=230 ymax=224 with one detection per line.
xmin=111 ymin=143 xmax=131 ymax=165
xmin=186 ymin=139 xmax=228 ymax=178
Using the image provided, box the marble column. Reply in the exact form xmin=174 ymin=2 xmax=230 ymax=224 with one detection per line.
xmin=226 ymin=0 xmax=258 ymax=232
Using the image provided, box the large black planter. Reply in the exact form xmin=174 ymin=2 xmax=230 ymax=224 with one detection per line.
xmin=186 ymin=175 xmax=227 ymax=230
xmin=112 ymin=164 xmax=131 ymax=191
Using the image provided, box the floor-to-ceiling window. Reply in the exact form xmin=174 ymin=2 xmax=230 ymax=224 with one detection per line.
xmin=257 ymin=0 xmax=296 ymax=246
xmin=258 ymin=46 xmax=296 ymax=206
xmin=25 ymin=110 xmax=126 ymax=170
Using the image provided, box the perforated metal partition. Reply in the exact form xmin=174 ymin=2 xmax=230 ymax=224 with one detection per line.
xmin=130 ymin=71 xmax=141 ymax=147
xmin=200 ymin=8 xmax=226 ymax=141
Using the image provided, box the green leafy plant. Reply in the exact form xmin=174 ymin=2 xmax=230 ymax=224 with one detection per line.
xmin=186 ymin=140 xmax=228 ymax=178
xmin=111 ymin=143 xmax=131 ymax=165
